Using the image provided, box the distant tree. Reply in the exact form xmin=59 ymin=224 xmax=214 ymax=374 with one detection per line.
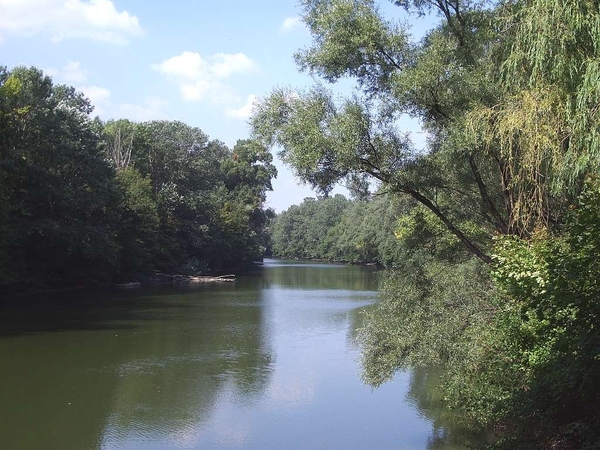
xmin=272 ymin=195 xmax=350 ymax=260
xmin=113 ymin=167 xmax=159 ymax=279
xmin=102 ymin=119 xmax=135 ymax=172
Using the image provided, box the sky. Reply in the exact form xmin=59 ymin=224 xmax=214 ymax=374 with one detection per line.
xmin=0 ymin=0 xmax=436 ymax=212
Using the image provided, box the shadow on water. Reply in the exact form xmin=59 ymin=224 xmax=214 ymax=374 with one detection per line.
xmin=0 ymin=283 xmax=242 ymax=337
xmin=0 ymin=280 xmax=274 ymax=450
xmin=406 ymin=366 xmax=496 ymax=449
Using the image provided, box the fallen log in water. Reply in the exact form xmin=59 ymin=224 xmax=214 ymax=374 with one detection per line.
xmin=180 ymin=274 xmax=236 ymax=283
xmin=115 ymin=274 xmax=236 ymax=289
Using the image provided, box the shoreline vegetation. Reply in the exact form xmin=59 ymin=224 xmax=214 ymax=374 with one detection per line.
xmin=0 ymin=65 xmax=276 ymax=295
xmin=256 ymin=1 xmax=600 ymax=448
xmin=3 ymin=0 xmax=600 ymax=448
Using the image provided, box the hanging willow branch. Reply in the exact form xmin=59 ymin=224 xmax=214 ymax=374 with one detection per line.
xmin=467 ymin=88 xmax=569 ymax=235
xmin=499 ymin=0 xmax=600 ymax=194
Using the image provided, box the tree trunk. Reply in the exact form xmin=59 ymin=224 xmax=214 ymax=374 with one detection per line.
xmin=402 ymin=186 xmax=494 ymax=265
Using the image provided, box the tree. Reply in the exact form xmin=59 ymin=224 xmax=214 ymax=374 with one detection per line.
xmin=0 ymin=66 xmax=278 ymax=288
xmin=271 ymin=195 xmax=350 ymax=260
xmin=219 ymin=139 xmax=277 ymax=264
xmin=270 ymin=192 xmax=411 ymax=266
xmin=102 ymin=119 xmax=135 ymax=172
xmin=0 ymin=66 xmax=120 ymax=287
xmin=327 ymin=193 xmax=408 ymax=265
xmin=250 ymin=0 xmax=512 ymax=264
xmin=113 ymin=167 xmax=159 ymax=279
xmin=466 ymin=0 xmax=600 ymax=233
xmin=123 ymin=122 xmax=277 ymax=274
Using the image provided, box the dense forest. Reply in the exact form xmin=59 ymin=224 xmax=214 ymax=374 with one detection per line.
xmin=0 ymin=65 xmax=276 ymax=291
xmin=258 ymin=0 xmax=600 ymax=448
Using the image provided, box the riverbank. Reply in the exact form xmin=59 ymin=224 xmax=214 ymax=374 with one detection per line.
xmin=115 ymin=274 xmax=236 ymax=289
xmin=0 ymin=268 xmax=246 ymax=299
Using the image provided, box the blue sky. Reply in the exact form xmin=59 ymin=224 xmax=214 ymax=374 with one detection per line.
xmin=1 ymin=0 xmax=435 ymax=212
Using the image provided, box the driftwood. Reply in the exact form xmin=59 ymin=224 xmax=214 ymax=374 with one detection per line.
xmin=174 ymin=274 xmax=236 ymax=283
xmin=115 ymin=274 xmax=236 ymax=289
xmin=187 ymin=275 xmax=236 ymax=283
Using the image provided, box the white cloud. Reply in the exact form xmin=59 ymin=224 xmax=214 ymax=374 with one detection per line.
xmin=90 ymin=90 xmax=169 ymax=122
xmin=179 ymin=80 xmax=240 ymax=105
xmin=180 ymin=79 xmax=213 ymax=102
xmin=280 ymin=16 xmax=303 ymax=33
xmin=154 ymin=51 xmax=207 ymax=79
xmin=153 ymin=51 xmax=258 ymax=104
xmin=225 ymin=94 xmax=258 ymax=120
xmin=45 ymin=60 xmax=88 ymax=83
xmin=210 ymin=53 xmax=256 ymax=78
xmin=81 ymin=85 xmax=111 ymax=105
xmin=63 ymin=61 xmax=88 ymax=83
xmin=155 ymin=51 xmax=256 ymax=80
xmin=42 ymin=61 xmax=168 ymax=122
xmin=0 ymin=0 xmax=143 ymax=44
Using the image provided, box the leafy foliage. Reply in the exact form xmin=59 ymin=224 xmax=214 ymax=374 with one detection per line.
xmin=359 ymin=258 xmax=498 ymax=387
xmin=253 ymin=0 xmax=600 ymax=447
xmin=0 ymin=65 xmax=276 ymax=289
xmin=0 ymin=66 xmax=120 ymax=287
xmin=271 ymin=191 xmax=444 ymax=266
xmin=251 ymin=0 xmax=510 ymax=264
xmin=271 ymin=195 xmax=351 ymax=260
xmin=481 ymin=182 xmax=600 ymax=447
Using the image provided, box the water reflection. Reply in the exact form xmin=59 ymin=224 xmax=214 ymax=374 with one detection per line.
xmin=0 ymin=285 xmax=273 ymax=450
xmin=406 ymin=366 xmax=495 ymax=449
xmin=259 ymin=258 xmax=379 ymax=291
xmin=0 ymin=260 xmax=486 ymax=449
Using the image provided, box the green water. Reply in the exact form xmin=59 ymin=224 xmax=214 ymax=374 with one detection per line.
xmin=0 ymin=259 xmax=481 ymax=449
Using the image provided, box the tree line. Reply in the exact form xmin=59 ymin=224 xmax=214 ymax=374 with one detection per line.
xmin=271 ymin=193 xmax=434 ymax=267
xmin=0 ymin=66 xmax=276 ymax=291
xmin=257 ymin=0 xmax=600 ymax=447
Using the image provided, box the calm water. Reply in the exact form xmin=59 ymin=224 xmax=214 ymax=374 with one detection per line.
xmin=0 ymin=259 xmax=478 ymax=450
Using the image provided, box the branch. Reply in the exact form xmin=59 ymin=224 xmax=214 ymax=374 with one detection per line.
xmin=378 ymin=47 xmax=403 ymax=71
xmin=400 ymin=184 xmax=493 ymax=264
xmin=468 ymin=154 xmax=509 ymax=234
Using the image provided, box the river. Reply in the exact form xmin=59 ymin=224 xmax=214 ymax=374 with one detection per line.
xmin=0 ymin=259 xmax=479 ymax=449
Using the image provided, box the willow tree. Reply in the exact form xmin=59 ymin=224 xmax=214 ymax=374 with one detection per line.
xmin=251 ymin=0 xmax=513 ymax=264
xmin=464 ymin=0 xmax=600 ymax=234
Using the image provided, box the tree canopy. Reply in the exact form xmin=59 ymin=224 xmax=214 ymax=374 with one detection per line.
xmin=0 ymin=65 xmax=276 ymax=290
